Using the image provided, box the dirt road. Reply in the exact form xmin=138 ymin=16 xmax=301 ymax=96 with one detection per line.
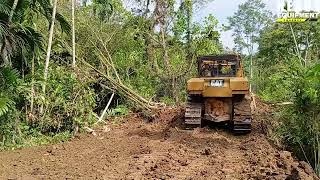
xmin=0 ymin=108 xmax=318 ymax=180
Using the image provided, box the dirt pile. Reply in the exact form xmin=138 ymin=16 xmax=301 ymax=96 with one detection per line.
xmin=0 ymin=108 xmax=319 ymax=179
xmin=252 ymin=97 xmax=280 ymax=137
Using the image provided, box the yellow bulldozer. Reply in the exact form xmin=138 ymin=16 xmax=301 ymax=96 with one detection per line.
xmin=185 ymin=54 xmax=252 ymax=133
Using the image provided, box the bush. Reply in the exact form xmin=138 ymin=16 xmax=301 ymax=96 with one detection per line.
xmin=0 ymin=67 xmax=24 ymax=146
xmin=22 ymin=64 xmax=96 ymax=133
xmin=254 ymin=61 xmax=301 ymax=103
xmin=0 ymin=64 xmax=97 ymax=149
xmin=277 ymin=64 xmax=320 ymax=175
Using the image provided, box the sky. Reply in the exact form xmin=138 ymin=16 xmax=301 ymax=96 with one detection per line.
xmin=122 ymin=0 xmax=320 ymax=50
xmin=194 ymin=0 xmax=278 ymax=49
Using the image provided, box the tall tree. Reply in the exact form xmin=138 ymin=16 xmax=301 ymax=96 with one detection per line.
xmin=72 ymin=0 xmax=76 ymax=67
xmin=8 ymin=0 xmax=18 ymax=22
xmin=42 ymin=0 xmax=58 ymax=105
xmin=225 ymin=0 xmax=271 ymax=91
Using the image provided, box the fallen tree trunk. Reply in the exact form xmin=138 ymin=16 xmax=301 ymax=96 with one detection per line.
xmin=75 ymin=34 xmax=165 ymax=114
xmin=79 ymin=57 xmax=162 ymax=113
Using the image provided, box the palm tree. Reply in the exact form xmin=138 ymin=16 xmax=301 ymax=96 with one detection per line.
xmin=0 ymin=0 xmax=70 ymax=116
xmin=0 ymin=0 xmax=70 ymax=68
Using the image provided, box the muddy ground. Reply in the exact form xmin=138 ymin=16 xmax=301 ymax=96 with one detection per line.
xmin=0 ymin=106 xmax=319 ymax=180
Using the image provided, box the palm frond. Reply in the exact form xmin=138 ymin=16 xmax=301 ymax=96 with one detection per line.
xmin=0 ymin=21 xmax=43 ymax=67
xmin=0 ymin=96 xmax=14 ymax=117
xmin=0 ymin=1 xmax=11 ymax=16
xmin=0 ymin=33 xmax=19 ymax=66
xmin=35 ymin=0 xmax=70 ymax=34
xmin=0 ymin=67 xmax=19 ymax=86
xmin=0 ymin=67 xmax=18 ymax=117
xmin=0 ymin=22 xmax=26 ymax=66
xmin=56 ymin=13 xmax=71 ymax=34
xmin=0 ymin=22 xmax=10 ymax=41
xmin=16 ymin=24 xmax=43 ymax=51
xmin=13 ymin=0 xmax=30 ymax=22
xmin=36 ymin=0 xmax=51 ymax=21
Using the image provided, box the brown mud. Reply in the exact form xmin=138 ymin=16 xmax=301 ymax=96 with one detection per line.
xmin=0 ymin=104 xmax=319 ymax=180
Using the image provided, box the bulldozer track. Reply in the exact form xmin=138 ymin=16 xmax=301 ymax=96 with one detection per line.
xmin=233 ymin=95 xmax=252 ymax=133
xmin=185 ymin=95 xmax=202 ymax=126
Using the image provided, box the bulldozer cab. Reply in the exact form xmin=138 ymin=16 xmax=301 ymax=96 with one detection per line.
xmin=197 ymin=55 xmax=243 ymax=78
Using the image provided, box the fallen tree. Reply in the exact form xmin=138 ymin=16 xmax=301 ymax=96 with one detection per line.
xmin=78 ymin=36 xmax=164 ymax=113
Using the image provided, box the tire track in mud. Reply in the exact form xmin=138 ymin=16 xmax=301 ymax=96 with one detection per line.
xmin=0 ymin=110 xmax=319 ymax=180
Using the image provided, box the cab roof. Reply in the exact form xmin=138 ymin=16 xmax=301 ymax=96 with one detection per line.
xmin=197 ymin=54 xmax=241 ymax=62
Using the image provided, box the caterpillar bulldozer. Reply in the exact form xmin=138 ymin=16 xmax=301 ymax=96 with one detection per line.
xmin=185 ymin=54 xmax=252 ymax=133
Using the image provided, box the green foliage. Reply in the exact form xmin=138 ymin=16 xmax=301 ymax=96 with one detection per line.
xmin=258 ymin=22 xmax=320 ymax=68
xmin=256 ymin=22 xmax=320 ymax=101
xmin=0 ymin=97 xmax=14 ymax=117
xmin=107 ymin=105 xmax=129 ymax=117
xmin=255 ymin=16 xmax=320 ymax=175
xmin=255 ymin=62 xmax=300 ymax=102
xmin=0 ymin=0 xmax=70 ymax=68
xmin=22 ymin=64 xmax=96 ymax=132
xmin=193 ymin=15 xmax=222 ymax=56
xmin=0 ymin=67 xmax=19 ymax=117
xmin=0 ymin=63 xmax=96 ymax=148
xmin=277 ymin=64 xmax=320 ymax=174
xmin=0 ymin=123 xmax=72 ymax=150
xmin=75 ymin=1 xmax=222 ymax=105
xmin=0 ymin=66 xmax=23 ymax=147
xmin=159 ymin=96 xmax=176 ymax=106
xmin=92 ymin=0 xmax=113 ymax=22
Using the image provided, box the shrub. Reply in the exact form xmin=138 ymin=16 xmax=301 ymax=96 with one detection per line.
xmin=0 ymin=64 xmax=97 ymax=149
xmin=277 ymin=64 xmax=320 ymax=175
xmin=21 ymin=64 xmax=97 ymax=133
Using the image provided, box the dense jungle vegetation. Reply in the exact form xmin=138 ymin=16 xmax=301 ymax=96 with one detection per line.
xmin=0 ymin=0 xmax=319 ymax=175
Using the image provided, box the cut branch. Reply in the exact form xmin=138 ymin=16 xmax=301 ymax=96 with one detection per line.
xmin=79 ymin=58 xmax=158 ymax=112
xmin=98 ymin=92 xmax=115 ymax=122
